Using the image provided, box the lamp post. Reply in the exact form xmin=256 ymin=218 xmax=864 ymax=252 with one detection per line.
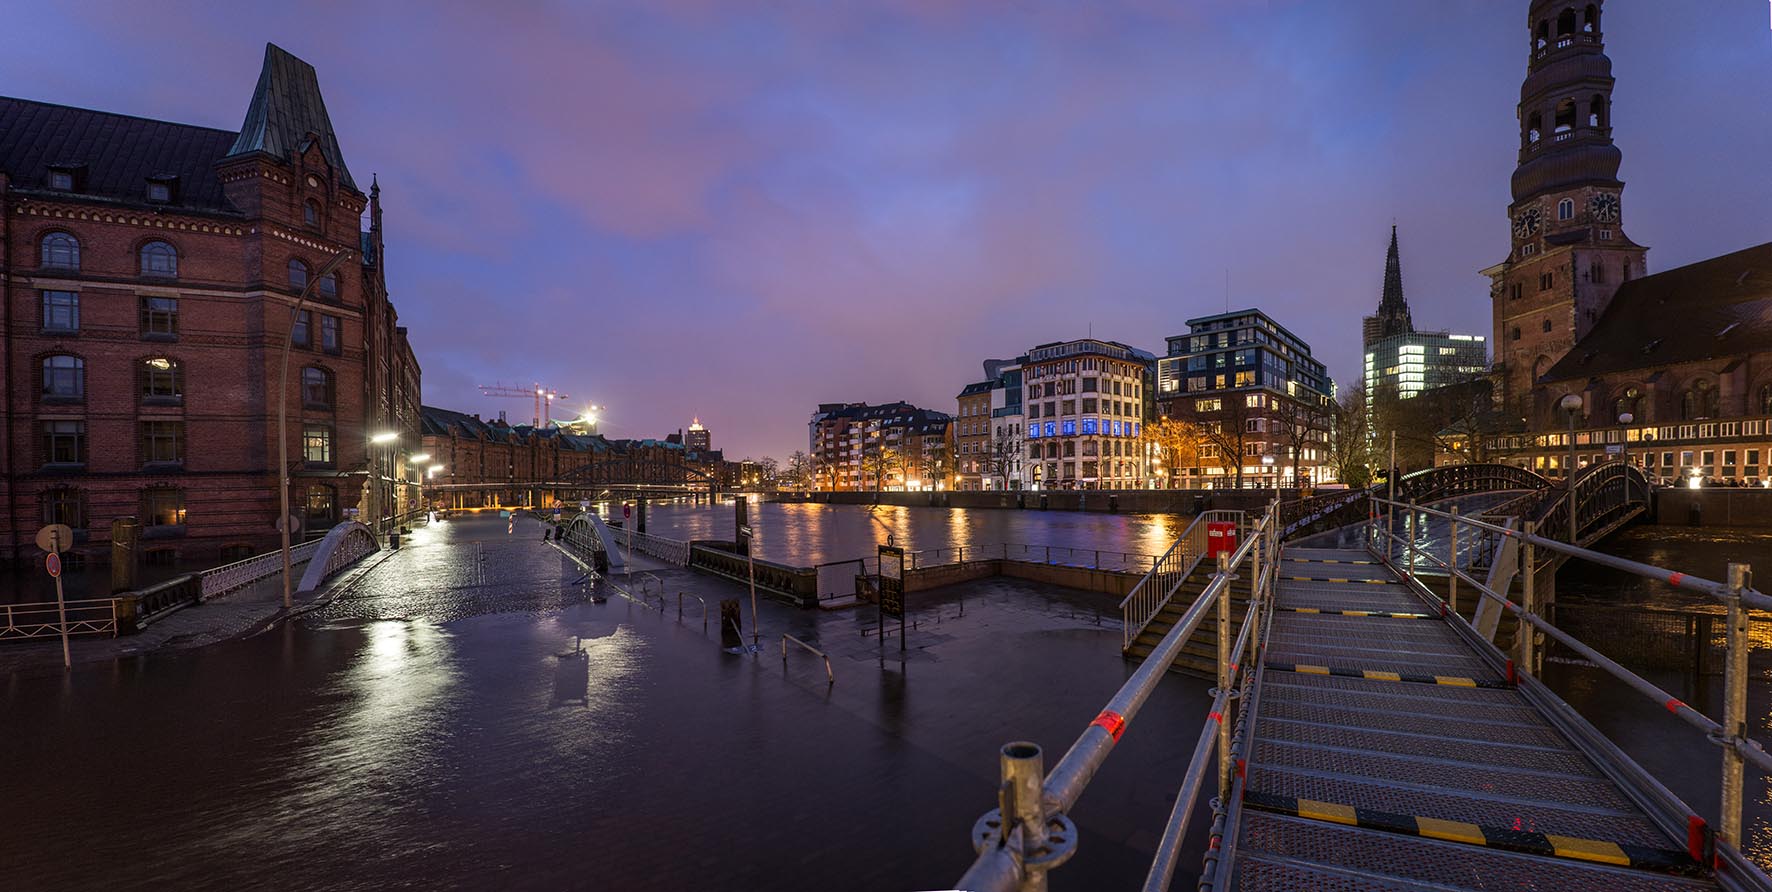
xmin=1617 ymin=411 xmax=1634 ymax=472
xmin=279 ymin=249 xmax=354 ymax=610
xmin=1261 ymin=454 xmax=1276 ymax=500
xmin=1559 ymin=393 xmax=1584 ymax=542
xmin=368 ymin=431 xmax=399 ymax=536
xmin=408 ymin=453 xmax=431 ymax=525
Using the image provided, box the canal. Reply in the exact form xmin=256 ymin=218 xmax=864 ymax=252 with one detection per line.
xmin=2 ymin=505 xmax=1769 ymax=887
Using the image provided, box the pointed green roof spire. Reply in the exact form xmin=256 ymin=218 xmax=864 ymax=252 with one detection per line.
xmin=227 ymin=43 xmax=357 ymax=192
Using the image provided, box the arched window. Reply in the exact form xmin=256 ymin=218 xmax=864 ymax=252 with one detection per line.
xmin=1557 ymin=198 xmax=1574 ymax=220
xmin=1556 ymin=7 xmax=1577 ymax=37
xmin=288 ymin=258 xmax=310 ymax=291
xmin=1542 ymin=319 xmax=1553 ymax=333
xmin=1589 ymin=94 xmax=1607 ymax=129
xmin=1527 ymin=112 xmax=1542 ymax=144
xmin=40 ymin=232 xmax=80 ymax=270
xmin=141 ymin=357 xmax=182 ymax=401
xmin=1511 ymin=326 xmax=1522 ymax=341
xmin=1682 ymin=381 xmax=1720 ymax=420
xmin=302 ymin=366 xmax=334 ymax=408
xmin=1615 ymin=387 xmax=1641 ymax=420
xmin=317 ymin=272 xmax=338 ymax=302
xmin=1584 ymin=4 xmax=1600 ymax=33
xmin=303 ymin=199 xmax=321 ymax=228
xmin=1760 ymin=384 xmax=1772 ymax=416
xmin=1681 ymin=391 xmax=1697 ymax=421
xmin=1554 ymin=99 xmax=1576 ymax=134
xmin=42 ymin=355 xmax=84 ymax=399
xmin=140 ymin=240 xmax=178 ymax=277
xmin=1535 ymin=20 xmax=1549 ymax=50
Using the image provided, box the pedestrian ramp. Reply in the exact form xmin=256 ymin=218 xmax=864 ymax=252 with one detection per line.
xmin=1228 ymin=545 xmax=1716 ymax=891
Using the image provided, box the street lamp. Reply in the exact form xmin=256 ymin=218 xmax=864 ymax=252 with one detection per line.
xmin=1617 ymin=411 xmax=1634 ymax=472
xmin=1559 ymin=393 xmax=1583 ymax=479
xmin=1261 ymin=454 xmax=1276 ymax=500
xmin=278 ymin=249 xmax=354 ymax=610
xmin=369 ymin=431 xmax=399 ymax=536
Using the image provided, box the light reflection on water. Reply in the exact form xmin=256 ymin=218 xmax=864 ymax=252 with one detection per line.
xmin=637 ymin=501 xmax=1186 ymax=565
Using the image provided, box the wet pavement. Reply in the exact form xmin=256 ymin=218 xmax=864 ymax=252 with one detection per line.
xmin=2 ymin=513 xmax=1213 ymax=891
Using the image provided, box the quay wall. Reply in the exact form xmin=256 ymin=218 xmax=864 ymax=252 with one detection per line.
xmin=1653 ymin=488 xmax=1772 ymax=528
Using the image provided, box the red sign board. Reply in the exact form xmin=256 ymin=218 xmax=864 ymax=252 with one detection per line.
xmin=1206 ymin=521 xmax=1237 ymax=558
xmin=46 ymin=552 xmax=62 ymax=578
xmin=623 ymin=504 xmax=632 ymax=518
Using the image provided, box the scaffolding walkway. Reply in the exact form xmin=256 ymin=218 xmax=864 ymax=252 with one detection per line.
xmin=1231 ymin=545 xmax=1712 ymax=891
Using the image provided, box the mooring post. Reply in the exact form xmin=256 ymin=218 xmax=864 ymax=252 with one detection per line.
xmin=1721 ymin=562 xmax=1752 ymax=849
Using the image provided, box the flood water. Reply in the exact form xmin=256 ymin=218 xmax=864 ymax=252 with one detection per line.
xmin=4 ymin=505 xmax=1770 ymax=887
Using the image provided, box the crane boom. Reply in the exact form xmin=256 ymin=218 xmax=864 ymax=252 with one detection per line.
xmin=477 ymin=381 xmax=570 ymax=427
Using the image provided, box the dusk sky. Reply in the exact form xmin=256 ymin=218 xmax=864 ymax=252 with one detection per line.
xmin=5 ymin=1 xmax=1769 ymax=460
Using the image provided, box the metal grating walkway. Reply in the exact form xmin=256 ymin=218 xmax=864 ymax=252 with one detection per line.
xmin=1230 ymin=546 xmax=1717 ymax=891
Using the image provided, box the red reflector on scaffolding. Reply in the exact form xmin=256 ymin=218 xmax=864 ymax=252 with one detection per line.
xmin=1091 ymin=710 xmax=1127 ymax=742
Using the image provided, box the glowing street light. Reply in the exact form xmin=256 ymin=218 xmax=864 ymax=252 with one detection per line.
xmin=370 ymin=431 xmax=399 ymax=445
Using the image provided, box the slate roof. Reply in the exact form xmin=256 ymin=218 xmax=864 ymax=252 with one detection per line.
xmin=421 ymin=405 xmax=498 ymax=440
xmin=1543 ymin=241 xmax=1772 ymax=382
xmin=0 ymin=96 xmax=240 ymax=212
xmin=228 ymin=44 xmax=358 ymax=192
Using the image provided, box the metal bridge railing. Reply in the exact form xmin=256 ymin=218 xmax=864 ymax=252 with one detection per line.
xmin=955 ymin=502 xmax=1279 ymax=892
xmin=1118 ymin=510 xmax=1243 ymax=650
xmin=1372 ymin=495 xmax=1771 ymax=872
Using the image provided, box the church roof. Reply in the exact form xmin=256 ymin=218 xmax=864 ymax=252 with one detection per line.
xmin=0 ymin=96 xmax=240 ymax=212
xmin=1373 ymin=225 xmax=1414 ymax=340
xmin=1543 ymin=241 xmax=1772 ymax=382
xmin=227 ymin=43 xmax=358 ymax=192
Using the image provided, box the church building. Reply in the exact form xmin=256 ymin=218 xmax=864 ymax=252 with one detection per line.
xmin=1484 ymin=1 xmax=1772 ymax=485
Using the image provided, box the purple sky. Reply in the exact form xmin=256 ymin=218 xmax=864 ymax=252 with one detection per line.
xmin=6 ymin=2 xmax=1770 ymax=460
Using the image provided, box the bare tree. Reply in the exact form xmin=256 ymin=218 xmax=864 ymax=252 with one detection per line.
xmin=1274 ymin=396 xmax=1332 ymax=487
xmin=785 ymin=450 xmax=813 ymax=490
xmin=1198 ymin=395 xmax=1256 ymax=488
xmin=1141 ymin=416 xmax=1201 ymax=489
xmin=919 ymin=441 xmax=950 ymax=489
xmin=985 ymin=430 xmax=1021 ymax=489
xmin=1331 ymin=381 xmax=1374 ymax=488
xmin=861 ymin=440 xmax=900 ymax=495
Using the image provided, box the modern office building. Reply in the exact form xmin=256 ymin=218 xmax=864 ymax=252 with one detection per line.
xmin=1364 ymin=332 xmax=1489 ymax=401
xmin=1156 ymin=309 xmax=1334 ymax=488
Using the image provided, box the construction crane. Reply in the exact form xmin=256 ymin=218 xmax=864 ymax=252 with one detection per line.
xmin=478 ymin=382 xmax=570 ymax=427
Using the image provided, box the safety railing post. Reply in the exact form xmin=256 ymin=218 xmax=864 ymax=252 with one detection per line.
xmin=1721 ymin=562 xmax=1752 ymax=849
xmin=1001 ymin=741 xmax=1051 ymax=892
xmin=1404 ymin=505 xmax=1416 ymax=580
xmin=1215 ymin=551 xmax=1233 ymax=800
xmin=1519 ymin=520 xmax=1537 ymax=678
xmin=1448 ymin=503 xmax=1459 ymax=616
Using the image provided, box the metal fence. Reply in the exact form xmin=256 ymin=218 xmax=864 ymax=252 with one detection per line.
xmin=198 ymin=537 xmax=324 ymax=600
xmin=0 ymin=598 xmax=119 ymax=640
xmin=1118 ymin=510 xmax=1243 ymax=650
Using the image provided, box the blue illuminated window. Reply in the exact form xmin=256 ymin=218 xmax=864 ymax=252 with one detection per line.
xmin=1082 ymin=418 xmax=1098 ymax=435
xmin=1044 ymin=422 xmax=1056 ymax=437
xmin=1132 ymin=422 xmax=1140 ymax=437
xmin=1028 ymin=425 xmax=1040 ymax=439
xmin=1061 ymin=420 xmax=1077 ymax=436
xmin=1111 ymin=420 xmax=1123 ymax=436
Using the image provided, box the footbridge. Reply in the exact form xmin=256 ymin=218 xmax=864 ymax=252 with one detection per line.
xmin=959 ymin=487 xmax=1770 ymax=891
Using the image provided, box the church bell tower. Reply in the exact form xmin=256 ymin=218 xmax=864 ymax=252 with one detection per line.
xmin=1487 ymin=0 xmax=1648 ymax=423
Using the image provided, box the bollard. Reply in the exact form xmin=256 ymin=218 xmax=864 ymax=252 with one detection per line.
xmin=1720 ymin=563 xmax=1751 ymax=848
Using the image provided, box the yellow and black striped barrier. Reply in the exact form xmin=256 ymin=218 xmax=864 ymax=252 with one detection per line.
xmin=1288 ymin=576 xmax=1398 ymax=585
xmin=1283 ymin=557 xmax=1375 ymax=565
xmin=1265 ymin=661 xmax=1509 ymax=689
xmin=1278 ymin=607 xmax=1433 ymax=619
xmin=1242 ymin=791 xmax=1701 ymax=875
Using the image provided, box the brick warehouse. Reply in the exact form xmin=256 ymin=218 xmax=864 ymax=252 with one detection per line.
xmin=0 ymin=44 xmax=421 ymax=567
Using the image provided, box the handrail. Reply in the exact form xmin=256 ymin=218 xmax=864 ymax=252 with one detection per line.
xmin=678 ymin=591 xmax=708 ymax=633
xmin=955 ymin=503 xmax=1275 ymax=892
xmin=1372 ymin=497 xmax=1771 ymax=868
xmin=1373 ymin=495 xmax=1770 ymax=609
xmin=1118 ymin=509 xmax=1242 ymax=650
xmin=780 ymin=633 xmax=834 ymax=685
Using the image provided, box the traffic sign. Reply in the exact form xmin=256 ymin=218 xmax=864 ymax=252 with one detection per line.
xmin=623 ymin=504 xmax=632 ymax=518
xmin=46 ymin=552 xmax=62 ymax=578
xmin=35 ymin=523 xmax=73 ymax=553
xmin=274 ymin=514 xmax=304 ymax=534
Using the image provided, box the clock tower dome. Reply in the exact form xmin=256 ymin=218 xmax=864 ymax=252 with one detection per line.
xmin=1486 ymin=0 xmax=1648 ymax=423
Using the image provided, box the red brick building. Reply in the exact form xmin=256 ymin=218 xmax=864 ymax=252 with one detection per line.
xmin=0 ymin=44 xmax=421 ymax=567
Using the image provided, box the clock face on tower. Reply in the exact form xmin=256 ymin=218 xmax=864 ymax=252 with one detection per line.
xmin=1512 ymin=206 xmax=1542 ymax=238
xmin=1590 ymin=192 xmax=1620 ymax=223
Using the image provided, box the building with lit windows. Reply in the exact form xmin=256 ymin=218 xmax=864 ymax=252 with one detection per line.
xmin=807 ymin=401 xmax=952 ymax=492
xmin=1015 ymin=338 xmax=1153 ymax=490
xmin=953 ymin=356 xmax=1028 ymax=491
xmin=1156 ymin=310 xmax=1334 ymax=488
xmin=1365 ymin=333 xmax=1488 ymax=402
xmin=0 ymin=44 xmax=421 ymax=566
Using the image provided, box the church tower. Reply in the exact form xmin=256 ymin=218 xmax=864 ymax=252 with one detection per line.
xmin=1363 ymin=225 xmax=1414 ymax=348
xmin=1486 ymin=0 xmax=1648 ymax=423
